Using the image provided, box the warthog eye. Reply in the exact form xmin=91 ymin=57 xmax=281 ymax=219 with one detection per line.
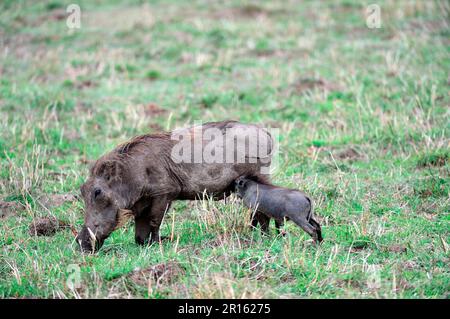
xmin=94 ymin=188 xmax=101 ymax=198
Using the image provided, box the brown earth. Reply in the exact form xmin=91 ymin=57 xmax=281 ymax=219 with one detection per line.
xmin=38 ymin=194 xmax=77 ymax=208
xmin=29 ymin=217 xmax=69 ymax=236
xmin=0 ymin=201 xmax=24 ymax=218
xmin=291 ymin=78 xmax=342 ymax=95
xmin=128 ymin=261 xmax=185 ymax=286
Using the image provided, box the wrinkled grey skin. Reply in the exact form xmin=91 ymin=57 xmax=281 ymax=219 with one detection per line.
xmin=235 ymin=177 xmax=323 ymax=243
xmin=77 ymin=121 xmax=273 ymax=252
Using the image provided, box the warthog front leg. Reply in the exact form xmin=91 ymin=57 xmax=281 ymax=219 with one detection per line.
xmin=134 ymin=196 xmax=172 ymax=245
xmin=250 ymin=211 xmax=270 ymax=234
xmin=149 ymin=196 xmax=172 ymax=243
xmin=135 ymin=212 xmax=152 ymax=245
xmin=275 ymin=218 xmax=285 ymax=236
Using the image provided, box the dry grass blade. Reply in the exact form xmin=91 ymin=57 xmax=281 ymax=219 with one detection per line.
xmin=115 ymin=209 xmax=134 ymax=230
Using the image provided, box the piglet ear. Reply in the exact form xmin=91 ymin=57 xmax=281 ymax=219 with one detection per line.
xmin=93 ymin=160 xmax=124 ymax=182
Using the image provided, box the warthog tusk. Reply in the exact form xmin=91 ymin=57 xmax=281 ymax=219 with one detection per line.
xmin=86 ymin=227 xmax=97 ymax=252
xmin=87 ymin=227 xmax=96 ymax=241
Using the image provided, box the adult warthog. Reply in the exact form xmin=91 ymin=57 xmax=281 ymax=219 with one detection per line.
xmin=76 ymin=120 xmax=274 ymax=252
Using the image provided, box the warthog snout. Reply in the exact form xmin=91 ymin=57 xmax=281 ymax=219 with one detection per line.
xmin=75 ymin=225 xmax=105 ymax=253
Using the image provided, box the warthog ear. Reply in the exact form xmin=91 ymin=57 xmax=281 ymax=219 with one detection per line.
xmin=94 ymin=160 xmax=124 ymax=182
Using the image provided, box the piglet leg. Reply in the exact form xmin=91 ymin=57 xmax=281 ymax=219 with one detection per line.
xmin=290 ymin=215 xmax=321 ymax=243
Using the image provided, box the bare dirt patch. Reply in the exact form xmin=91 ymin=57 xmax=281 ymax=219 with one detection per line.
xmin=79 ymin=158 xmax=95 ymax=166
xmin=0 ymin=201 xmax=24 ymax=218
xmin=415 ymin=201 xmax=439 ymax=217
xmin=65 ymin=63 xmax=105 ymax=85
xmin=207 ymin=233 xmax=253 ymax=249
xmin=249 ymin=48 xmax=310 ymax=59
xmin=63 ymin=129 xmax=81 ymax=142
xmin=384 ymin=245 xmax=407 ymax=253
xmin=290 ymin=78 xmax=342 ymax=95
xmin=74 ymin=80 xmax=98 ymax=90
xmin=29 ymin=217 xmax=69 ymax=236
xmin=149 ymin=123 xmax=164 ymax=132
xmin=210 ymin=4 xmax=287 ymax=20
xmin=235 ymin=4 xmax=266 ymax=17
xmin=38 ymin=9 xmax=67 ymax=23
xmin=263 ymin=121 xmax=282 ymax=129
xmin=128 ymin=261 xmax=185 ymax=286
xmin=144 ymin=103 xmax=167 ymax=117
xmin=402 ymin=261 xmax=419 ymax=270
xmin=417 ymin=153 xmax=448 ymax=168
xmin=38 ymin=194 xmax=77 ymax=208
xmin=407 ymin=19 xmax=449 ymax=34
xmin=350 ymin=246 xmax=367 ymax=253
xmin=334 ymin=147 xmax=365 ymax=161
xmin=83 ymin=6 xmax=155 ymax=31
xmin=49 ymin=9 xmax=67 ymax=21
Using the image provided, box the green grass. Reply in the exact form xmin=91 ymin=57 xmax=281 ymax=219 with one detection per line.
xmin=0 ymin=0 xmax=449 ymax=298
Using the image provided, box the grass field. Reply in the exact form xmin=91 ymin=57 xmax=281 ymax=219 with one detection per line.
xmin=0 ymin=0 xmax=449 ymax=298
